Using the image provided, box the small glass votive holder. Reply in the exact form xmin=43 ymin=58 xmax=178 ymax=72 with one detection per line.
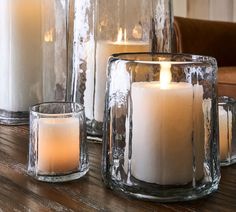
xmin=218 ymin=96 xmax=236 ymax=166
xmin=27 ymin=102 xmax=89 ymax=182
xmin=102 ymin=53 xmax=220 ymax=202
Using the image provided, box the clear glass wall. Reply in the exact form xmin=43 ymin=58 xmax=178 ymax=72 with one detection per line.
xmin=0 ymin=0 xmax=73 ymax=125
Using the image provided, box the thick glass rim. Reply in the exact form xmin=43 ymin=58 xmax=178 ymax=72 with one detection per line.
xmin=30 ymin=102 xmax=84 ymax=116
xmin=110 ymin=52 xmax=217 ymax=66
xmin=218 ymin=96 xmax=236 ymax=106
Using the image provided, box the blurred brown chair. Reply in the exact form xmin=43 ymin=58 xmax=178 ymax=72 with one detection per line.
xmin=173 ymin=16 xmax=236 ymax=98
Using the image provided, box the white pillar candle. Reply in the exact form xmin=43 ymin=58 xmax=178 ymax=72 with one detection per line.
xmin=128 ymin=64 xmax=204 ymax=185
xmin=38 ymin=118 xmax=80 ymax=173
xmin=219 ymin=106 xmax=232 ymax=161
xmin=94 ymin=40 xmax=149 ymax=122
xmin=0 ymin=1 xmax=42 ymax=112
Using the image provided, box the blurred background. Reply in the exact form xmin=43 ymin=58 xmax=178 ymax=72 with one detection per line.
xmin=173 ymin=0 xmax=236 ymax=22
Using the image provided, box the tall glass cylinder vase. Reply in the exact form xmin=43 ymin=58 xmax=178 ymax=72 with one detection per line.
xmin=102 ymin=53 xmax=220 ymax=202
xmin=0 ymin=0 xmax=74 ymax=125
xmin=218 ymin=96 xmax=236 ymax=166
xmin=69 ymin=0 xmax=173 ymax=139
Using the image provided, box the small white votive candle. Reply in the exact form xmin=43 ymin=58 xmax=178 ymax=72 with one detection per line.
xmin=38 ymin=118 xmax=80 ymax=173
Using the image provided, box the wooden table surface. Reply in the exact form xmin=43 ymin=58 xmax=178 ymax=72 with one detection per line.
xmin=0 ymin=125 xmax=236 ymax=211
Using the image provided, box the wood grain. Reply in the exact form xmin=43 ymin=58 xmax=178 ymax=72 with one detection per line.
xmin=0 ymin=125 xmax=236 ymax=211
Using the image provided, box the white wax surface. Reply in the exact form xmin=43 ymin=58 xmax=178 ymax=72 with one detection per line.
xmin=38 ymin=118 xmax=80 ymax=173
xmin=129 ymin=82 xmax=204 ymax=185
xmin=95 ymin=41 xmax=149 ymax=122
xmin=219 ymin=106 xmax=232 ymax=161
xmin=0 ymin=1 xmax=42 ymax=112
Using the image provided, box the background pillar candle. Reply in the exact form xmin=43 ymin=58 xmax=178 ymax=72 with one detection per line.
xmin=0 ymin=0 xmax=42 ymax=112
xmin=95 ymin=40 xmax=149 ymax=122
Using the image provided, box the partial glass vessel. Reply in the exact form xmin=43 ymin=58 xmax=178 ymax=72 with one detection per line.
xmin=28 ymin=102 xmax=89 ymax=182
xmin=70 ymin=0 xmax=173 ymax=139
xmin=102 ymin=53 xmax=220 ymax=202
xmin=218 ymin=96 xmax=236 ymax=166
xmin=0 ymin=0 xmax=74 ymax=125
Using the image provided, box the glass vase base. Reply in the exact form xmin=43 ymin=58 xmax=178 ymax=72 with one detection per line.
xmin=221 ymin=158 xmax=236 ymax=166
xmin=28 ymin=164 xmax=89 ymax=183
xmin=0 ymin=109 xmax=29 ymax=125
xmin=86 ymin=119 xmax=103 ymax=142
xmin=105 ymin=178 xmax=220 ymax=202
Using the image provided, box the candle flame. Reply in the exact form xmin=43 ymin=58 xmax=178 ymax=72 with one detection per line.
xmin=117 ymin=28 xmax=127 ymax=42
xmin=117 ymin=28 xmax=123 ymax=42
xmin=160 ymin=62 xmax=172 ymax=89
xmin=132 ymin=24 xmax=142 ymax=39
xmin=44 ymin=29 xmax=54 ymax=42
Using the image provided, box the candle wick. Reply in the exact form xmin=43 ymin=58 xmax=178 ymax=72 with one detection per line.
xmin=160 ymin=63 xmax=172 ymax=89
